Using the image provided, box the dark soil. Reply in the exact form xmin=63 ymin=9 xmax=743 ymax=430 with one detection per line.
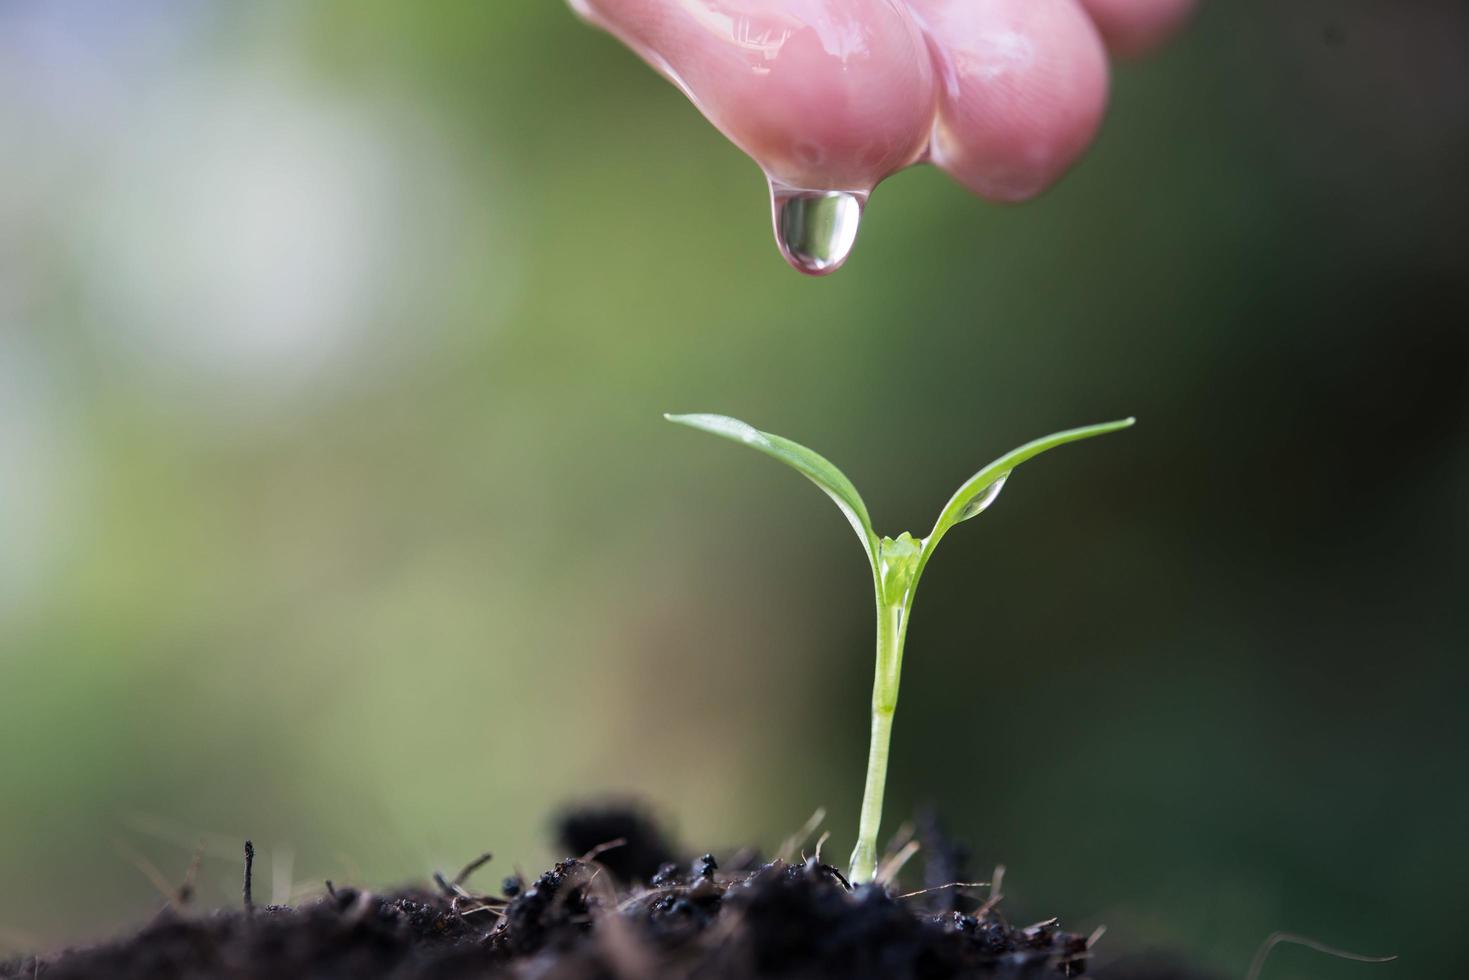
xmin=1 ymin=806 xmax=1212 ymax=980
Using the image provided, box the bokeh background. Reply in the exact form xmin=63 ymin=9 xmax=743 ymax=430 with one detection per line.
xmin=1 ymin=1 xmax=1465 ymax=976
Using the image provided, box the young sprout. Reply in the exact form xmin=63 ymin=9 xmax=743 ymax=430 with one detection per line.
xmin=665 ymin=412 xmax=1134 ymax=885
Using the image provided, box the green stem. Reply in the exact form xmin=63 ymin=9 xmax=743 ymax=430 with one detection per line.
xmin=848 ymin=593 xmax=910 ymax=883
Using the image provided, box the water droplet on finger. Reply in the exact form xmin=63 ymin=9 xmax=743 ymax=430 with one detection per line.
xmin=770 ymin=185 xmax=864 ymax=276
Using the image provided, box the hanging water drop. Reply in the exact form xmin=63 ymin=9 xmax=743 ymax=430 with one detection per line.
xmin=770 ymin=186 xmax=865 ymax=276
xmin=956 ymin=473 xmax=1009 ymax=522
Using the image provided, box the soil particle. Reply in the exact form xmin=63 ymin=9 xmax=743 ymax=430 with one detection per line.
xmin=693 ymin=852 xmax=719 ymax=881
xmin=554 ymin=801 xmax=681 ymax=885
xmin=492 ymin=859 xmax=599 ymax=958
xmin=2 ymin=807 xmax=1215 ymax=980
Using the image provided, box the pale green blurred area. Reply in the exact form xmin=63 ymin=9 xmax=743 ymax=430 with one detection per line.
xmin=1 ymin=1 xmax=1466 ymax=976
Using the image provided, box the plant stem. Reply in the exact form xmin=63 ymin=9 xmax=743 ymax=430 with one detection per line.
xmin=849 ymin=594 xmax=909 ymax=883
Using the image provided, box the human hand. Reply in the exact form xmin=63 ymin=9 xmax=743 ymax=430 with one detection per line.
xmin=570 ymin=0 xmax=1194 ymax=272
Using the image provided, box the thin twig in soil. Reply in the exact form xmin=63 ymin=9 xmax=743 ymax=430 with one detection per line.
xmin=896 ymin=881 xmax=990 ymax=900
xmin=452 ymin=851 xmax=494 ymax=887
xmin=875 ymin=840 xmax=920 ymax=886
xmin=777 ymin=807 xmax=827 ymax=864
xmin=1245 ymin=931 xmax=1396 ymax=980
xmin=879 ymin=821 xmax=916 ymax=867
xmin=579 ymin=837 xmax=628 ymax=864
xmin=583 ymin=864 xmax=620 ymax=911
xmin=616 ymin=887 xmax=670 ymax=915
xmin=433 ymin=872 xmax=481 ymax=903
xmin=242 ymin=841 xmax=255 ymax=916
xmin=450 ymin=895 xmax=499 ymax=920
xmin=455 ymin=903 xmax=504 ymax=919
xmin=976 ymin=864 xmax=1005 ymax=917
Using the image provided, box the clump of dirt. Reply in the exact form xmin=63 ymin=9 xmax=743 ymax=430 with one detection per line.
xmin=553 ymin=799 xmax=682 ymax=886
xmin=0 ymin=806 xmax=1212 ymax=980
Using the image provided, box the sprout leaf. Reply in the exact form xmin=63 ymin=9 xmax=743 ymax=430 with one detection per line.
xmin=927 ymin=418 xmax=1135 ymax=548
xmin=664 ymin=413 xmax=879 ymax=565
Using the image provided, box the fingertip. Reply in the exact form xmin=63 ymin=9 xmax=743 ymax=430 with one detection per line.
xmin=912 ymin=0 xmax=1110 ymax=202
xmin=1077 ymin=0 xmax=1196 ymax=59
xmin=576 ymin=0 xmax=935 ymax=193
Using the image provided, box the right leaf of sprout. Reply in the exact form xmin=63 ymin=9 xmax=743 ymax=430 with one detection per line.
xmin=664 ymin=413 xmax=879 ymax=563
xmin=929 ymin=418 xmax=1135 ymax=543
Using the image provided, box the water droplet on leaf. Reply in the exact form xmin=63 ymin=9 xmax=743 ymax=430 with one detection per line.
xmin=957 ymin=473 xmax=1009 ymax=522
xmin=770 ymin=185 xmax=864 ymax=275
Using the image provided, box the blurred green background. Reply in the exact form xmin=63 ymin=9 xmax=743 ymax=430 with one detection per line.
xmin=1 ymin=1 xmax=1465 ymax=976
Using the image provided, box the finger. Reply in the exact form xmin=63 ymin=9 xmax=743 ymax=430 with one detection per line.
xmin=907 ymin=0 xmax=1109 ymax=203
xmin=571 ymin=0 xmax=936 ymax=192
xmin=1076 ymin=0 xmax=1196 ymax=58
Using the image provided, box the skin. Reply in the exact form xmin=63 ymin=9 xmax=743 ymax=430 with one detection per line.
xmin=572 ymin=0 xmax=1195 ymax=200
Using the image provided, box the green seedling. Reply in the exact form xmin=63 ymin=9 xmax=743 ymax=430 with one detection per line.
xmin=665 ymin=412 xmax=1134 ymax=884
